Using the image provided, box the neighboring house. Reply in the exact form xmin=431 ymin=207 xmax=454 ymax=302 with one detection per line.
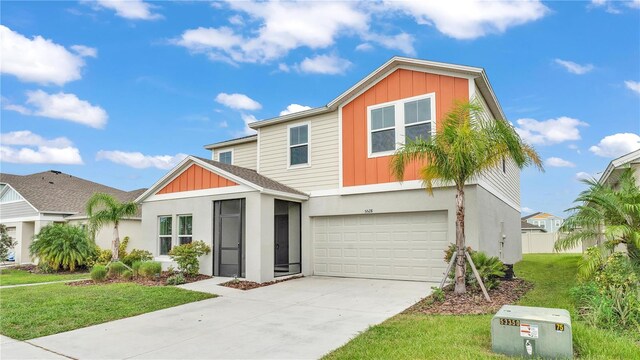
xmin=522 ymin=212 xmax=564 ymax=233
xmin=598 ymin=148 xmax=640 ymax=188
xmin=521 ymin=220 xmax=547 ymax=234
xmin=0 ymin=170 xmax=145 ymax=264
xmin=136 ymin=57 xmax=522 ymax=283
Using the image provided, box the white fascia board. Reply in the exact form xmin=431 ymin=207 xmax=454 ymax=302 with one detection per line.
xmin=144 ymin=185 xmax=255 ymax=202
xmin=203 ymin=135 xmax=257 ymax=150
xmin=135 ymin=156 xmax=195 ymax=203
xmin=262 ymin=189 xmax=309 ymax=201
xmin=0 ymin=184 xmax=39 ymax=213
xmin=599 ymin=149 xmax=640 ymax=184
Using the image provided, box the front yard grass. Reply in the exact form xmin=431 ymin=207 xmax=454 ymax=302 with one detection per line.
xmin=325 ymin=254 xmax=640 ymax=359
xmin=0 ymin=268 xmax=89 ymax=286
xmin=0 ymin=282 xmax=215 ymax=340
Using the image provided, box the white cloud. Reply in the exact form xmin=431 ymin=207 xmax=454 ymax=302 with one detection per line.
xmin=93 ymin=0 xmax=162 ymax=20
xmin=384 ymin=0 xmax=548 ymax=40
xmin=589 ymin=133 xmax=640 ymax=158
xmin=0 ymin=130 xmax=82 ymax=165
xmin=521 ymin=206 xmax=534 ymax=213
xmin=0 ymin=25 xmax=87 ymax=85
xmin=625 ymin=80 xmax=640 ymax=94
xmin=218 ymin=120 xmax=228 ymax=128
xmin=575 ymin=172 xmax=593 ymax=181
xmin=554 ymin=59 xmax=594 ymax=75
xmin=280 ymin=104 xmax=312 ymax=116
xmin=515 ymin=117 xmax=588 ymax=145
xmin=70 ymin=45 xmax=97 ymax=58
xmin=96 ymin=151 xmax=187 ymax=169
xmin=355 ymin=43 xmax=374 ymax=52
xmin=228 ymin=14 xmax=244 ymax=26
xmin=546 ymin=157 xmax=576 ymax=168
xmin=239 ymin=113 xmax=258 ymax=136
xmin=590 ymin=0 xmax=639 ymax=13
xmin=0 ymin=130 xmax=72 ymax=147
xmin=173 ymin=1 xmax=414 ymax=65
xmin=17 ymin=90 xmax=108 ymax=129
xmin=215 ymin=93 xmax=262 ymax=111
xmin=297 ymin=54 xmax=352 ymax=75
xmin=2 ymin=103 xmax=31 ymax=115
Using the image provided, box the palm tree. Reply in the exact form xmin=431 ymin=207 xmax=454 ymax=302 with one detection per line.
xmin=86 ymin=193 xmax=138 ymax=260
xmin=391 ymin=100 xmax=543 ymax=294
xmin=555 ymin=168 xmax=640 ymax=277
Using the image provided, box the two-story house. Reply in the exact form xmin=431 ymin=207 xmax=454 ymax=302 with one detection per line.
xmin=522 ymin=212 xmax=564 ymax=233
xmin=135 ymin=57 xmax=522 ymax=283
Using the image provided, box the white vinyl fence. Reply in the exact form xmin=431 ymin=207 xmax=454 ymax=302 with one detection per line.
xmin=521 ymin=232 xmax=582 ymax=254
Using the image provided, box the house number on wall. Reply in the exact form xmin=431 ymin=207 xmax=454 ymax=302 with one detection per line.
xmin=364 ymin=209 xmax=374 ymax=213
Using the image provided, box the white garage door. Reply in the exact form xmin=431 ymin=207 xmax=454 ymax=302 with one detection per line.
xmin=313 ymin=211 xmax=448 ymax=282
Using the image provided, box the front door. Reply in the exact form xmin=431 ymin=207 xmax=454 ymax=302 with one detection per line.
xmin=274 ymin=214 xmax=289 ymax=273
xmin=213 ymin=199 xmax=244 ymax=277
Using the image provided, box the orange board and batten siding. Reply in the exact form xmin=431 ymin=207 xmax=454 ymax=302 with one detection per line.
xmin=342 ymin=69 xmax=469 ymax=187
xmin=156 ymin=164 xmax=237 ymax=194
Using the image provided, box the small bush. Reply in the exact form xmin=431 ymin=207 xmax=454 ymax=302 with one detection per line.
xmin=166 ymin=273 xmax=186 ymax=285
xmin=444 ymin=245 xmax=506 ymax=290
xmin=122 ymin=249 xmax=153 ymax=266
xmin=108 ymin=261 xmax=128 ymax=278
xmin=131 ymin=261 xmax=142 ymax=277
xmin=91 ymin=265 xmax=108 ymax=282
xmin=431 ymin=286 xmax=445 ymax=302
xmin=121 ymin=270 xmax=133 ymax=280
xmin=94 ymin=249 xmax=113 ymax=266
xmin=169 ymin=240 xmax=211 ymax=276
xmin=138 ymin=261 xmax=162 ymax=279
xmin=117 ymin=236 xmax=129 ymax=261
xmin=37 ymin=261 xmax=54 ymax=274
xmin=29 ymin=224 xmax=97 ymax=271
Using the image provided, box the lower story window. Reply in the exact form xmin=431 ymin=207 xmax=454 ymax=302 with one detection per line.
xmin=159 ymin=216 xmax=172 ymax=255
xmin=178 ymin=214 xmax=193 ymax=245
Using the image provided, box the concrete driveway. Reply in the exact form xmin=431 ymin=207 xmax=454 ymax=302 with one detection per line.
xmin=15 ymin=276 xmax=431 ymax=359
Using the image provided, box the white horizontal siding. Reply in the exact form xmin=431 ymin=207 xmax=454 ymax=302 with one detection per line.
xmin=473 ymin=85 xmax=520 ymax=208
xmin=259 ymin=111 xmax=340 ymax=192
xmin=213 ymin=141 xmax=257 ymax=170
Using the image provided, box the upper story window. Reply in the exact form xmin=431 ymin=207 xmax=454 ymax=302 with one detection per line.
xmin=368 ymin=94 xmax=435 ymax=157
xmin=218 ymin=151 xmax=233 ymax=165
xmin=288 ymin=123 xmax=309 ymax=167
xmin=158 ymin=216 xmax=172 ymax=255
xmin=178 ymin=214 xmax=193 ymax=245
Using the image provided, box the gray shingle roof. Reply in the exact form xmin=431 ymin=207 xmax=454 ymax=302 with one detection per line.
xmin=521 ymin=220 xmax=546 ymax=232
xmin=194 ymin=157 xmax=307 ymax=197
xmin=0 ymin=170 xmax=146 ymax=215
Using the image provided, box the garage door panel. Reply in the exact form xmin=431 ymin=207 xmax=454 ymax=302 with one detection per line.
xmin=313 ymin=211 xmax=448 ymax=281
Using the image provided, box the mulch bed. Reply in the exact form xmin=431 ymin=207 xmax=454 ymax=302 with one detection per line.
xmin=68 ymin=272 xmax=211 ymax=287
xmin=404 ymin=278 xmax=533 ymax=315
xmin=220 ymin=275 xmax=303 ymax=290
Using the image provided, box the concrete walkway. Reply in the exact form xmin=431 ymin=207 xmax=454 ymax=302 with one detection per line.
xmin=0 ymin=336 xmax=69 ymax=359
xmin=7 ymin=276 xmax=431 ymax=359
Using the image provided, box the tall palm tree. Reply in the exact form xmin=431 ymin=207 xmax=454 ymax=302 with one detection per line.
xmin=391 ymin=100 xmax=543 ymax=294
xmin=555 ymin=168 xmax=640 ymax=277
xmin=86 ymin=193 xmax=138 ymax=260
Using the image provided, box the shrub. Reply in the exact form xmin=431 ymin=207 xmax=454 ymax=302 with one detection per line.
xmin=0 ymin=224 xmax=17 ymax=261
xmin=91 ymin=265 xmax=108 ymax=282
xmin=121 ymin=270 xmax=133 ymax=280
xmin=166 ymin=273 xmax=186 ymax=285
xmin=37 ymin=261 xmax=54 ymax=274
xmin=118 ymin=236 xmax=129 ymax=261
xmin=169 ymin=240 xmax=211 ymax=276
xmin=131 ymin=261 xmax=142 ymax=277
xmin=122 ymin=249 xmax=153 ymax=266
xmin=29 ymin=224 xmax=97 ymax=271
xmin=431 ymin=286 xmax=445 ymax=302
xmin=108 ymin=261 xmax=128 ymax=278
xmin=444 ymin=245 xmax=506 ymax=290
xmin=94 ymin=249 xmax=113 ymax=266
xmin=138 ymin=261 xmax=162 ymax=279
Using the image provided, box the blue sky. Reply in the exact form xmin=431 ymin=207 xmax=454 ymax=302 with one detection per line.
xmin=1 ymin=0 xmax=639 ymax=218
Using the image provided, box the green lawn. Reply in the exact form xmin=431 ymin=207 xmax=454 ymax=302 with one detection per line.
xmin=0 ymin=282 xmax=215 ymax=340
xmin=325 ymin=254 xmax=640 ymax=359
xmin=0 ymin=268 xmax=90 ymax=286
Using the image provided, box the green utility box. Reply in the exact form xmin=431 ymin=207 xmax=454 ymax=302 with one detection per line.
xmin=491 ymin=305 xmax=573 ymax=359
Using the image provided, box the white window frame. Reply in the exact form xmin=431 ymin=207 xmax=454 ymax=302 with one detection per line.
xmin=218 ymin=149 xmax=234 ymax=165
xmin=177 ymin=214 xmax=193 ymax=245
xmin=367 ymin=93 xmax=436 ymax=158
xmin=158 ymin=215 xmax=173 ymax=256
xmin=287 ymin=121 xmax=311 ymax=169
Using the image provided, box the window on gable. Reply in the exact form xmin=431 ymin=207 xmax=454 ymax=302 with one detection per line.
xmin=368 ymin=94 xmax=435 ymax=157
xmin=289 ymin=124 xmax=309 ymax=166
xmin=370 ymin=106 xmax=396 ymax=154
xmin=404 ymin=98 xmax=432 ymax=142
xmin=159 ymin=216 xmax=172 ymax=255
xmin=218 ymin=151 xmax=232 ymax=165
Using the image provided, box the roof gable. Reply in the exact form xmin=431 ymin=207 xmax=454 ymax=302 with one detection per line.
xmin=156 ymin=164 xmax=237 ymax=195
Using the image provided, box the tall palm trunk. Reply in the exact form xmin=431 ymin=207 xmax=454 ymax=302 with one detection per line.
xmin=454 ymin=184 xmax=467 ymax=294
xmin=112 ymin=222 xmax=120 ymax=261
